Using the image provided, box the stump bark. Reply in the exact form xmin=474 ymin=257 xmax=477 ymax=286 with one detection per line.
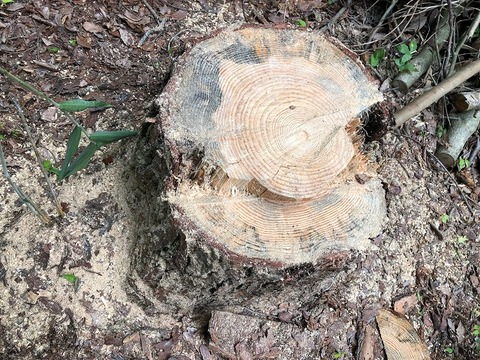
xmin=130 ymin=26 xmax=386 ymax=310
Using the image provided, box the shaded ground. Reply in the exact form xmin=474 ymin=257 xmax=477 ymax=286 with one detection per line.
xmin=1 ymin=1 xmax=480 ymax=359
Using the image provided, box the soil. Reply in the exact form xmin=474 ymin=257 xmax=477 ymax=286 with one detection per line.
xmin=1 ymin=1 xmax=480 ymax=359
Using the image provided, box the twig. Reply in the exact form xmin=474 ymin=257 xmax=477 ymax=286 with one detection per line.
xmin=394 ymin=58 xmax=480 ymax=126
xmin=0 ymin=141 xmax=51 ymax=224
xmin=427 ymin=150 xmax=475 ymax=216
xmin=11 ymin=98 xmax=64 ymax=217
xmin=138 ymin=20 xmax=167 ymax=46
xmin=142 ymin=0 xmax=162 ymax=25
xmin=394 ymin=130 xmax=475 ymax=217
xmin=468 ymin=136 xmax=480 ymax=164
xmin=367 ymin=0 xmax=398 ymax=43
xmin=443 ymin=0 xmax=456 ymax=79
xmin=0 ymin=66 xmax=88 ymax=137
xmin=319 ymin=0 xmax=352 ymax=34
xmin=447 ymin=9 xmax=480 ymax=78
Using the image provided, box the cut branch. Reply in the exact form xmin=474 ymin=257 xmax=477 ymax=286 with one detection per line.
xmin=451 ymin=92 xmax=480 ymax=111
xmin=435 ymin=109 xmax=480 ymax=168
xmin=394 ymin=59 xmax=480 ymax=127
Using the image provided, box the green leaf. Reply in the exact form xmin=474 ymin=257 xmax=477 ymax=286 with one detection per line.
xmin=58 ymin=99 xmax=113 ymax=112
xmin=369 ymin=48 xmax=385 ymax=67
xmin=1 ymin=0 xmax=14 ymax=4
xmin=68 ymin=39 xmax=77 ymax=47
xmin=409 ymin=39 xmax=417 ymax=52
xmin=404 ymin=63 xmax=416 ymax=72
xmin=59 ymin=126 xmax=82 ymax=180
xmin=401 ymin=53 xmax=413 ymax=64
xmin=473 ymin=324 xmax=480 ymax=336
xmin=42 ymin=159 xmax=60 ymax=176
xmin=444 ymin=347 xmax=454 ymax=354
xmin=456 ymin=235 xmax=468 ymax=244
xmin=89 ymin=130 xmax=138 ymax=145
xmin=440 ymin=214 xmax=449 ymax=224
xmin=61 ymin=142 xmax=100 ymax=180
xmin=396 ymin=43 xmax=410 ymax=54
xmin=62 ymin=273 xmax=77 ymax=284
xmin=295 ymin=19 xmax=307 ymax=27
xmin=47 ymin=46 xmax=59 ymax=54
xmin=458 ymin=156 xmax=470 ymax=170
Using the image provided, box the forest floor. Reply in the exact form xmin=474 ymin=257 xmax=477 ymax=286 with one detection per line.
xmin=1 ymin=1 xmax=480 ymax=359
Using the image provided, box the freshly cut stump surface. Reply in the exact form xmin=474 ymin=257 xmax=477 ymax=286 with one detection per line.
xmin=158 ymin=26 xmax=386 ymax=266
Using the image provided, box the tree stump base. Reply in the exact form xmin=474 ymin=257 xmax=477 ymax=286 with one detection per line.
xmin=128 ymin=26 xmax=386 ymax=311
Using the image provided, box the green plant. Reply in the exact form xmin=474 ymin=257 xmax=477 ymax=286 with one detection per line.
xmin=47 ymin=46 xmax=59 ymax=54
xmin=440 ymin=214 xmax=449 ymax=224
xmin=394 ymin=40 xmax=417 ymax=73
xmin=332 ymin=351 xmax=344 ymax=359
xmin=62 ymin=273 xmax=77 ymax=284
xmin=294 ymin=19 xmax=307 ymax=27
xmin=1 ymin=0 xmax=14 ymax=4
xmin=437 ymin=125 xmax=445 ymax=138
xmin=458 ymin=156 xmax=470 ymax=170
xmin=369 ymin=48 xmax=385 ymax=68
xmin=444 ymin=347 xmax=454 ymax=354
xmin=68 ymin=39 xmax=77 ymax=47
xmin=0 ymin=66 xmax=138 ymax=222
xmin=456 ymin=235 xmax=468 ymax=244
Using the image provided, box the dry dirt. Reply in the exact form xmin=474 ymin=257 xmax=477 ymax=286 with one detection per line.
xmin=1 ymin=1 xmax=480 ymax=359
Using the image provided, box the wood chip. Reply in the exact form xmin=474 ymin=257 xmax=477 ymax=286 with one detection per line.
xmin=376 ymin=309 xmax=430 ymax=360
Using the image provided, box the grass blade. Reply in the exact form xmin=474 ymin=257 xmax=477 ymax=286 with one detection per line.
xmin=89 ymin=130 xmax=138 ymax=145
xmin=61 ymin=142 xmax=100 ymax=180
xmin=59 ymin=125 xmax=82 ymax=181
xmin=58 ymin=99 xmax=113 ymax=112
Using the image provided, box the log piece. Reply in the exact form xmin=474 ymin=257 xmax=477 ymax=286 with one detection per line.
xmin=435 ymin=110 xmax=480 ymax=168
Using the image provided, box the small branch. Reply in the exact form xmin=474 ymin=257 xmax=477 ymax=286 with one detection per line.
xmin=11 ymin=98 xmax=64 ymax=217
xmin=394 ymin=58 xmax=480 ymax=127
xmin=0 ymin=66 xmax=88 ymax=137
xmin=0 ymin=141 xmax=51 ymax=224
xmin=319 ymin=0 xmax=352 ymax=34
xmin=367 ymin=0 xmax=398 ymax=43
xmin=447 ymin=9 xmax=480 ymax=78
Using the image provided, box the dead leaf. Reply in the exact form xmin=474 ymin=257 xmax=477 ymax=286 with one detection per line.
xmin=394 ymin=294 xmax=417 ymax=315
xmin=119 ymin=28 xmax=135 ymax=46
xmin=83 ymin=21 xmax=103 ymax=34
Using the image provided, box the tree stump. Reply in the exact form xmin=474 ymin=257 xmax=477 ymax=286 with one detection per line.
xmin=131 ymin=26 xmax=386 ymax=309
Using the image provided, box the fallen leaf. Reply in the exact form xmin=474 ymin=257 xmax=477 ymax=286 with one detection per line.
xmin=83 ymin=21 xmax=103 ymax=34
xmin=394 ymin=294 xmax=417 ymax=315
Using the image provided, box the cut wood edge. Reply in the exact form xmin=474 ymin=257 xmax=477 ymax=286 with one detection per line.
xmin=376 ymin=309 xmax=430 ymax=360
xmin=159 ymin=26 xmax=386 ymax=266
xmin=435 ymin=109 xmax=480 ymax=168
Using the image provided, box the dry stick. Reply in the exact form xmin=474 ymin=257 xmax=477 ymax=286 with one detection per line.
xmin=367 ymin=0 xmax=398 ymax=43
xmin=11 ymin=98 xmax=64 ymax=217
xmin=394 ymin=58 xmax=480 ymax=127
xmin=319 ymin=0 xmax=352 ymax=34
xmin=447 ymin=9 xmax=480 ymax=78
xmin=0 ymin=142 xmax=51 ymax=224
xmin=0 ymin=66 xmax=88 ymax=137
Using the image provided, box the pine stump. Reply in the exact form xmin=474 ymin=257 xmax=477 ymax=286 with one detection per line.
xmin=131 ymin=26 xmax=386 ymax=308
